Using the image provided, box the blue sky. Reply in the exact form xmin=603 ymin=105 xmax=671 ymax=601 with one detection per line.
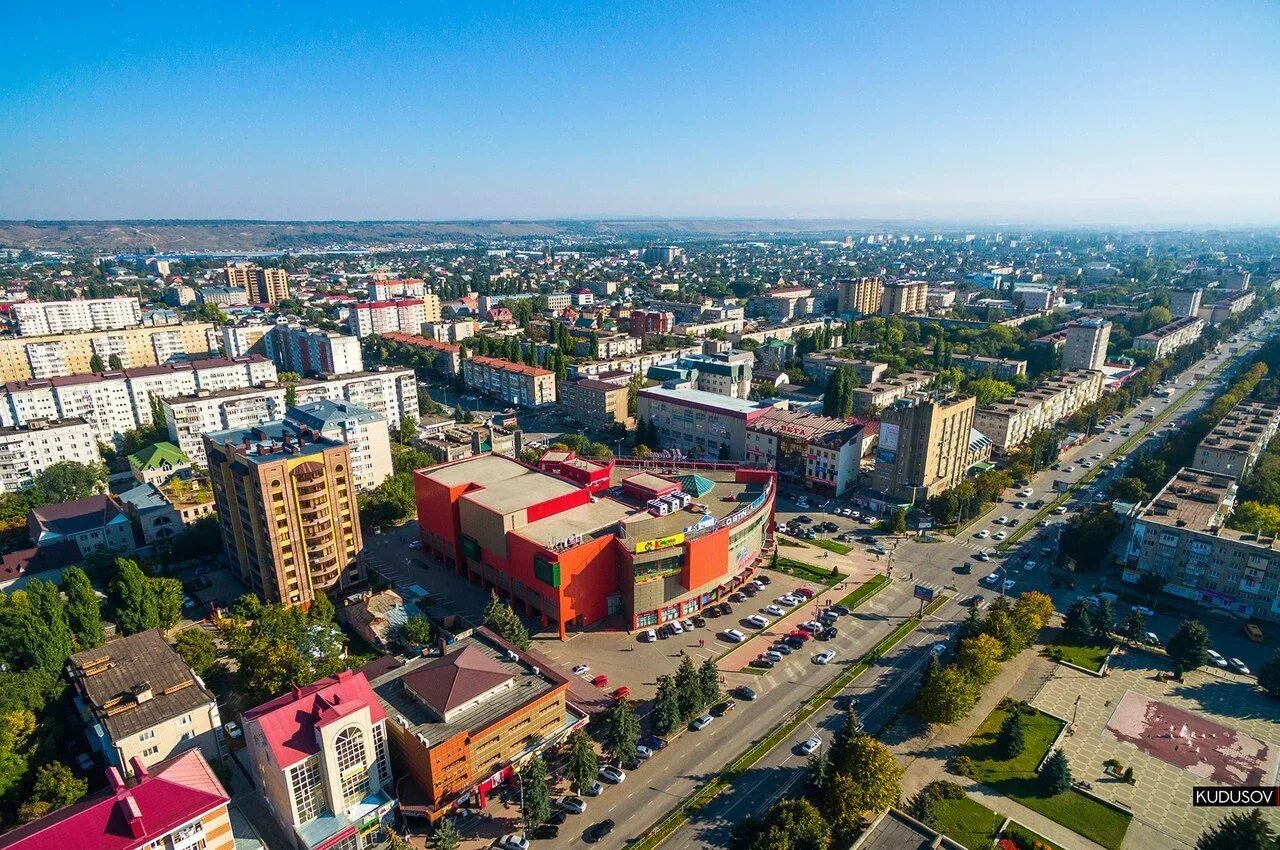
xmin=1 ymin=1 xmax=1278 ymax=224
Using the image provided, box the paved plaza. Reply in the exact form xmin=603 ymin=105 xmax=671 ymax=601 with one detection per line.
xmin=1033 ymin=646 xmax=1280 ymax=848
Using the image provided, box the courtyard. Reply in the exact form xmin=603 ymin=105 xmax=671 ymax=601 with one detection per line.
xmin=1032 ymin=645 xmax=1280 ymax=847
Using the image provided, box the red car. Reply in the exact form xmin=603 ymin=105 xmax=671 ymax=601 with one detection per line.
xmin=789 ymin=629 xmax=813 ymax=641
xmin=793 ymin=587 xmax=815 ymax=600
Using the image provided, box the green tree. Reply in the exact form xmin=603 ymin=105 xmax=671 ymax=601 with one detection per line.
xmin=308 ymin=591 xmax=335 ymax=624
xmin=968 ymin=377 xmax=1016 ymax=405
xmin=829 ymin=733 xmax=902 ymax=817
xmin=89 ymin=353 xmax=104 ymax=373
xmin=674 ymin=653 xmax=702 ymax=720
xmin=1063 ymin=598 xmax=1094 ymax=644
xmin=227 ymin=596 xmax=346 ymax=703
xmin=61 ymin=567 xmax=104 ymax=649
xmin=565 ymin=729 xmax=598 ymax=794
xmin=1093 ymin=598 xmax=1116 ymax=641
xmin=982 ymin=599 xmax=1034 ymax=660
xmin=1041 ymin=748 xmax=1072 ymax=794
xmin=107 ymin=353 xmax=124 ymax=371
xmin=652 ymin=675 xmax=681 ymax=735
xmin=171 ymin=628 xmax=218 ymax=676
xmin=432 ymin=819 xmax=462 ymax=850
xmin=1258 ymin=651 xmax=1280 ymax=699
xmin=0 ymin=708 xmax=36 ymax=800
xmin=520 ymin=753 xmax=552 ymax=829
xmin=18 ymin=761 xmax=87 ymax=823
xmin=915 ymin=665 xmax=977 ymax=725
xmin=828 ymin=703 xmax=860 ymax=768
xmin=398 ymin=415 xmax=419 ymax=444
xmin=151 ymin=576 xmax=185 ymax=629
xmin=32 ymin=461 xmax=106 ymax=503
xmin=889 ymin=507 xmax=907 ymax=535
xmin=1112 ymin=477 xmax=1150 ymax=502
xmin=698 ymin=657 xmax=720 ymax=707
xmin=24 ymin=580 xmax=74 ymax=673
xmin=1060 ymin=508 xmax=1123 ymax=571
xmin=1228 ymin=501 xmax=1280 ymax=536
xmin=997 ymin=710 xmax=1026 ymax=759
xmin=956 ymin=633 xmax=1003 ymax=685
xmin=748 ymin=798 xmax=831 ymax=850
xmin=1195 ymin=809 xmax=1277 ymax=850
xmin=400 ymin=615 xmax=434 ymax=647
xmin=482 ymin=591 xmax=530 ymax=650
xmin=1121 ymin=609 xmax=1147 ymax=642
xmin=1167 ymin=618 xmax=1210 ymax=677
xmin=602 ymin=698 xmax=640 ymax=766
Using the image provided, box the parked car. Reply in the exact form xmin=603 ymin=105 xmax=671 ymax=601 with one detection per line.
xmin=814 ymin=649 xmax=835 ymax=664
xmin=571 ymin=665 xmax=591 ymax=676
xmin=1002 ymin=579 xmax=1016 ymax=592
xmin=584 ymin=820 xmax=615 ymax=843
xmin=975 ymin=529 xmax=990 ymax=539
xmin=598 ymin=765 xmax=626 ymax=784
xmin=992 ymin=530 xmax=1008 ymax=541
xmin=799 ymin=736 xmax=822 ymax=755
xmin=1206 ymin=649 xmax=1229 ymax=668
xmin=497 ymin=833 xmax=529 ymax=850
xmin=711 ymin=699 xmax=736 ymax=716
xmin=669 ymin=621 xmax=684 ymax=635
xmin=559 ymin=796 xmax=587 ymax=814
xmin=764 ymin=604 xmax=784 ymax=616
xmin=223 ymin=720 xmax=242 ymax=740
xmin=639 ymin=734 xmax=668 ymax=751
xmin=639 ymin=629 xmax=657 ymax=643
xmin=745 ymin=614 xmax=769 ymax=629
xmin=721 ymin=628 xmax=746 ymax=643
xmin=529 ymin=824 xmax=560 ymax=840
xmin=1229 ymin=658 xmax=1252 ymax=676
xmin=751 ymin=657 xmax=775 ymax=669
xmin=580 ymin=780 xmax=604 ymax=796
xmin=831 ymin=604 xmax=851 ymax=616
xmin=966 ymin=593 xmax=984 ymax=607
xmin=635 ymin=743 xmax=654 ymax=760
xmin=755 ymin=574 xmax=772 ymax=585
xmin=691 ymin=615 xmax=706 ymax=628
xmin=793 ymin=587 xmax=816 ymax=600
xmin=691 ymin=714 xmax=714 ymax=730
xmin=735 ymin=685 xmax=758 ymax=701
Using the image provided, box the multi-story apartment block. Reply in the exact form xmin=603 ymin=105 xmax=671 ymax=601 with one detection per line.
xmin=801 ymin=352 xmax=889 ymax=386
xmin=0 ymin=417 xmax=99 ymax=493
xmin=1133 ymin=315 xmax=1205 ymax=360
xmin=378 ymin=332 xmax=462 ymax=376
xmin=11 ymin=297 xmax=143 ymax=336
xmin=1012 ymin=285 xmax=1057 ymax=312
xmin=756 ymin=287 xmax=818 ymax=321
xmin=544 ymin=292 xmax=572 ymax=311
xmin=1062 ymin=318 xmax=1111 ymax=371
xmin=205 ymin=423 xmax=365 ymax=607
xmin=636 ymin=384 xmax=776 ymax=459
xmin=926 ymin=288 xmax=957 ymax=311
xmin=973 ymin=369 xmax=1105 ymax=451
xmin=286 ymin=400 xmax=394 ymax=491
xmin=559 ymin=377 xmax=633 ymax=432
xmin=265 ymin=324 xmax=364 ymax=376
xmin=368 ymin=277 xmax=429 ymax=302
xmin=68 ymin=629 xmax=224 ymax=775
xmin=0 ymin=750 xmax=235 ymax=850
xmin=349 ymin=298 xmax=429 ymax=337
xmin=422 ymin=320 xmax=476 ymax=345
xmin=572 ymin=332 xmax=642 ymax=360
xmin=0 ymin=322 xmax=217 ymax=382
xmin=648 ymin=351 xmax=755 ymax=399
xmin=641 ymin=245 xmax=684 ymax=264
xmin=369 ymin=628 xmax=581 ymax=820
xmin=243 ymin=670 xmax=396 ymax=850
xmin=851 ymin=370 xmax=937 ymax=414
xmin=568 ymin=345 xmax=703 ymax=380
xmin=1203 ymin=289 xmax=1256 ymax=325
xmin=880 ymin=280 xmax=928 ymax=316
xmin=1123 ymin=467 xmax=1280 ymax=622
xmin=0 ymin=355 xmax=277 ymax=444
xmin=950 ymin=354 xmax=1028 ymax=382
xmin=221 ymin=322 xmax=272 ymax=357
xmin=745 ymin=407 xmax=874 ymax=496
xmin=836 ymin=276 xmax=884 ymax=315
xmin=872 ymin=394 xmax=988 ymax=504
xmin=628 ymin=309 xmax=676 ymax=337
xmin=197 ymin=285 xmax=251 ymax=308
xmin=1170 ymin=288 xmax=1203 ymax=319
xmin=225 ymin=261 xmax=290 ymax=304
xmin=461 ymin=356 xmax=557 ymax=407
xmin=1192 ymin=400 xmax=1280 ymax=481
xmin=163 ymin=367 xmax=416 ymax=467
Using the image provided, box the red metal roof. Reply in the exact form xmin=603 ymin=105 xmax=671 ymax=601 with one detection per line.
xmin=380 ymin=332 xmax=460 ymax=353
xmin=0 ymin=750 xmax=227 ymax=850
xmin=242 ymin=670 xmax=386 ymax=770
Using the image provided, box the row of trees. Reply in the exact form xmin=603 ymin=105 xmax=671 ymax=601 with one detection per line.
xmin=916 ymin=592 xmax=1055 ymax=725
xmin=1058 ymin=507 xmax=1124 ymax=572
xmin=925 ymin=468 xmax=1012 ymax=527
xmin=731 ymin=705 xmax=902 ymax=849
xmin=651 ymin=653 xmax=721 ymax=735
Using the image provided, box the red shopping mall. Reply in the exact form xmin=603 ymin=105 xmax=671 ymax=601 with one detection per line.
xmin=413 ymin=451 xmax=776 ymax=637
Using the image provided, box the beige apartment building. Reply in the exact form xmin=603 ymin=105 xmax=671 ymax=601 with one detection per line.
xmin=872 ymin=393 xmax=987 ymax=503
xmin=880 ymin=280 xmax=928 ymax=316
xmin=1124 ymin=467 xmax=1280 ymax=623
xmin=205 ymin=423 xmax=365 ymax=608
xmin=850 ymin=369 xmax=937 ymax=413
xmin=559 ymin=377 xmax=633 ymax=432
xmin=461 ymin=355 xmax=557 ymax=407
xmin=0 ymin=322 xmax=216 ymax=382
xmin=1062 ymin=318 xmax=1111 ymax=371
xmin=973 ymin=369 xmax=1104 ymax=451
xmin=225 ymin=262 xmax=290 ymax=303
xmin=1191 ymin=400 xmax=1280 ymax=481
xmin=837 ymin=276 xmax=884 ymax=315
xmin=68 ymin=629 xmax=224 ymax=777
xmin=1133 ymin=315 xmax=1205 ymax=359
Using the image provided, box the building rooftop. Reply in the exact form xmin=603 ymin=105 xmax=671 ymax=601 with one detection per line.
xmin=0 ymin=417 xmax=90 ymax=438
xmin=161 ymin=367 xmax=414 ymax=405
xmin=0 ymin=750 xmax=228 ymax=850
xmin=287 ymin=399 xmax=384 ymax=431
xmin=638 ymin=383 xmax=774 ymax=418
xmin=117 ymin=482 xmax=172 ymax=513
xmin=204 ymin=421 xmax=344 ymax=466
xmin=30 ymin=494 xmax=127 ymax=538
xmin=748 ymin=407 xmax=867 ymax=447
xmin=242 ymin=669 xmax=386 ymax=771
xmin=466 ymin=355 xmax=553 ymax=378
xmin=126 ymin=441 xmax=189 ymax=471
xmin=379 ymin=331 xmax=460 ymax=353
xmin=854 ymin=370 xmax=937 ymax=397
xmin=1140 ymin=467 xmax=1237 ymax=534
xmin=68 ymin=630 xmax=216 ymax=743
xmin=1198 ymin=400 xmax=1280 ymax=454
xmin=1137 ymin=315 xmax=1204 ymax=341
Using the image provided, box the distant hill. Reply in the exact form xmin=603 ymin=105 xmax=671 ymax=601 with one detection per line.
xmin=0 ymin=218 xmax=897 ymax=253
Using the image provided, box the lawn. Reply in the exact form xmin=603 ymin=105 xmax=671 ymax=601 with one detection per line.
xmin=777 ymin=536 xmax=803 ymax=547
xmin=1048 ymin=641 xmax=1112 ymax=672
xmin=769 ymin=557 xmax=841 ymax=586
xmin=932 ymin=795 xmax=1003 ymax=850
xmin=810 ymin=538 xmax=852 ymax=555
xmin=1002 ymin=821 xmax=1068 ymax=850
xmin=838 ymin=574 xmax=890 ymax=609
xmin=962 ymin=705 xmax=1130 ymax=850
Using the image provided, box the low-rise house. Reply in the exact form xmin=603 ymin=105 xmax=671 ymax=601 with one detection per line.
xmin=127 ymin=441 xmax=192 ymax=485
xmin=117 ymin=482 xmax=185 ymax=547
xmin=29 ymin=494 xmax=135 ymax=556
xmin=342 ymin=589 xmax=408 ymax=649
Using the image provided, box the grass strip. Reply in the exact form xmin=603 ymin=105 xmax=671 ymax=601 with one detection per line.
xmin=932 ymin=795 xmax=1004 ymax=850
xmin=809 ymin=539 xmax=852 ymax=555
xmin=838 ymin=573 xmax=890 ymax=609
xmin=629 ymin=594 xmax=949 ymax=850
xmin=770 ymin=556 xmax=842 ymax=586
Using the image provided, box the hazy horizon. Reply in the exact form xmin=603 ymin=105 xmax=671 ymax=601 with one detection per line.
xmin=3 ymin=1 xmax=1278 ymax=225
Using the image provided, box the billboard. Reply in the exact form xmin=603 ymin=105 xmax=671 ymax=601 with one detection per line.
xmin=879 ymin=422 xmax=900 ymax=452
xmin=913 ymin=584 xmax=935 ymax=602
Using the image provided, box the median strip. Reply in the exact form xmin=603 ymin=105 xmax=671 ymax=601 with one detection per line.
xmin=628 ymin=593 xmax=949 ymax=850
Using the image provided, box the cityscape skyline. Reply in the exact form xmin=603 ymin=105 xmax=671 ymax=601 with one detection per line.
xmin=2 ymin=1 xmax=1279 ymax=225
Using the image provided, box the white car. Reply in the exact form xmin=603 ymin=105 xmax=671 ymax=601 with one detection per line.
xmin=598 ymin=765 xmax=626 ymax=784
xmin=408 ymin=539 xmax=422 ymax=549
xmin=1053 ymin=506 xmax=1068 ymax=515
xmin=993 ymin=531 xmax=1008 ymax=541
xmin=746 ymin=614 xmax=769 ymax=629
xmin=1018 ymin=489 xmax=1034 ymax=498
xmin=777 ymin=595 xmax=798 ymax=607
xmin=559 ymin=796 xmax=587 ymax=814
xmin=975 ymin=529 xmax=990 ymax=539
xmin=223 ymin=720 xmax=242 ymax=740
xmin=1102 ymin=436 xmax=1113 ymax=442
xmin=995 ymin=516 xmax=1010 ymax=525
xmin=765 ymin=604 xmax=785 ymax=616
xmin=571 ymin=665 xmax=591 ymax=676
xmin=983 ymin=572 xmax=1000 ymax=585
xmin=1023 ymin=560 xmax=1037 ymax=571
xmin=1063 ymin=465 xmax=1075 ymax=472
xmin=799 ymin=736 xmax=822 ymax=755
xmin=1206 ymin=649 xmax=1228 ymax=668
xmin=1092 ymin=453 xmax=1104 ymax=460
xmin=814 ymin=649 xmax=836 ymax=665
xmin=722 ymin=629 xmax=746 ymax=643
xmin=691 ymin=714 xmax=714 ymax=730
xmin=1229 ymin=658 xmax=1252 ymax=676
xmin=640 ymin=629 xmax=657 ymax=642
xmin=497 ymin=834 xmax=529 ymax=850
xmin=669 ymin=621 xmax=684 ymax=635
xmin=1002 ymin=579 xmax=1016 ymax=592
xmin=636 ymin=744 xmax=654 ymax=760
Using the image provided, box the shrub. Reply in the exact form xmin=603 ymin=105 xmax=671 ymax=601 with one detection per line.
xmin=949 ymin=754 xmax=975 ymax=775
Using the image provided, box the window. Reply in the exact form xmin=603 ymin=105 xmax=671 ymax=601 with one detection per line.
xmin=371 ymin=723 xmax=390 ymax=788
xmin=178 ymin=713 xmax=192 ymax=726
xmin=139 ymin=729 xmax=156 ymax=742
xmin=334 ymin=726 xmax=369 ymax=807
xmin=290 ymin=759 xmax=324 ymax=824
xmin=142 ymin=745 xmax=159 ymax=757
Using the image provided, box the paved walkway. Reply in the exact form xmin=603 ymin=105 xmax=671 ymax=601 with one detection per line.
xmin=963 ymin=779 xmax=1109 ymax=850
